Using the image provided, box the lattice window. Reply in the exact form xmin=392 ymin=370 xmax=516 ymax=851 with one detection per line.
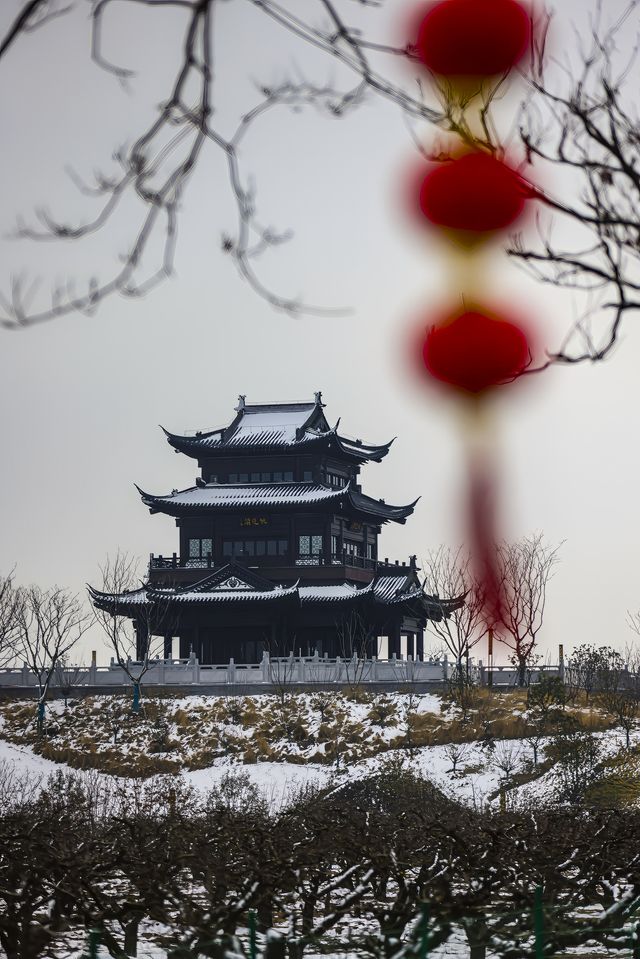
xmin=298 ymin=534 xmax=323 ymax=556
xmin=188 ymin=538 xmax=212 ymax=559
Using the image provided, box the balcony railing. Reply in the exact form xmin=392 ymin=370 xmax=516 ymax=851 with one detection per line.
xmin=151 ymin=553 xmax=215 ymax=570
xmin=295 ymin=553 xmax=377 ymax=570
xmin=150 ymin=551 xmax=416 ymax=572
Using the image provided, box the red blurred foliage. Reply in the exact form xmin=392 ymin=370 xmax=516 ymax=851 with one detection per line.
xmin=419 ymin=152 xmax=530 ymax=234
xmin=423 ymin=308 xmax=531 ymax=394
xmin=467 ymin=451 xmax=505 ymax=630
xmin=415 ymin=0 xmax=532 ymax=77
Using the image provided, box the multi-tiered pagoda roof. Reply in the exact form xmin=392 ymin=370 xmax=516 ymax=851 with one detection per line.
xmin=137 ymin=482 xmax=417 ymax=524
xmin=162 ymin=393 xmax=393 ymax=463
xmin=90 ymin=392 xmax=457 ymax=664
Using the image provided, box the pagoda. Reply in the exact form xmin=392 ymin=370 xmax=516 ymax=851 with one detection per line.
xmin=91 ymin=393 xmax=456 ymax=663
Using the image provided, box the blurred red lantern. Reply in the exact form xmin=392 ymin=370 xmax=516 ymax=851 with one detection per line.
xmin=423 ymin=308 xmax=530 ymax=394
xmin=416 ymin=0 xmax=532 ymax=77
xmin=419 ymin=152 xmax=529 ymax=233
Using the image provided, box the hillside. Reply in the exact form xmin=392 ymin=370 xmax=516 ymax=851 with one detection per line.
xmin=1 ymin=687 xmax=638 ymax=810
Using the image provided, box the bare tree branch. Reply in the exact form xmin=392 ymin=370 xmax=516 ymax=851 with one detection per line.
xmin=494 ymin=533 xmax=561 ymax=686
xmin=0 ymin=0 xmax=447 ymax=329
xmin=0 ymin=1 xmax=74 ymax=61
xmin=512 ymin=1 xmax=640 ymax=367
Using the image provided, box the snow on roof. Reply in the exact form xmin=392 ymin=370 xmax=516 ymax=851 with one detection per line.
xmin=173 ymin=400 xmax=321 ymax=450
xmin=299 ymin=583 xmax=372 ymax=602
xmin=90 ymin=573 xmax=427 ymax=610
xmin=149 ymin=584 xmax=298 ymax=604
xmin=141 ymin=482 xmax=346 ymax=511
xmin=138 ymin=482 xmax=416 ymax=524
xmin=374 ymin=576 xmax=421 ymax=603
xmin=162 ymin=394 xmax=393 ymax=461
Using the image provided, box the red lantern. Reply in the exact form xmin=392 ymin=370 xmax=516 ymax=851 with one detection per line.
xmin=416 ymin=0 xmax=532 ymax=77
xmin=419 ymin=152 xmax=529 ymax=233
xmin=423 ymin=308 xmax=530 ymax=394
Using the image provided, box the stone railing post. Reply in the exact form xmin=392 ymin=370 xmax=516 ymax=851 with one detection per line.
xmin=261 ymin=651 xmax=270 ymax=683
xmin=372 ymin=656 xmax=378 ymax=682
xmin=191 ymin=654 xmax=200 ymax=685
xmin=89 ymin=651 xmax=97 ymax=686
xmin=21 ymin=662 xmax=30 ymax=687
xmin=442 ymin=654 xmax=449 ymax=681
xmin=158 ymin=658 xmax=166 ymax=686
xmin=228 ymin=657 xmax=236 ymax=685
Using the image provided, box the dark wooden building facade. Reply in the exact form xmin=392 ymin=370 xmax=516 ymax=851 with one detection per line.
xmin=91 ymin=393 xmax=456 ymax=663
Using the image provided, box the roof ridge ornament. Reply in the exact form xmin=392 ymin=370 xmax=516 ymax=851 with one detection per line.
xmin=314 ymin=390 xmax=323 ymax=406
xmin=235 ymin=394 xmax=246 ymax=412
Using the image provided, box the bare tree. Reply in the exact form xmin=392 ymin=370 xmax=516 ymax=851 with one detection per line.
xmin=337 ymin=609 xmax=372 ymax=692
xmin=623 ymin=635 xmax=640 ymax=697
xmin=267 ymin=652 xmax=298 ymax=706
xmin=593 ymin=646 xmax=638 ymax=750
xmin=492 ymin=742 xmax=521 ymax=790
xmin=512 ymin=2 xmax=640 ymax=368
xmin=15 ymin=584 xmax=91 ymax=729
xmin=90 ymin=551 xmax=171 ymax=713
xmin=52 ymin=655 xmax=85 ymax=709
xmin=0 ymin=571 xmax=21 ymax=667
xmin=2 ymin=0 xmax=638 ymax=397
xmin=494 ymin=534 xmax=561 ymax=687
xmin=422 ymin=547 xmax=485 ymax=686
xmin=0 ymin=0 xmax=444 ymax=329
xmin=444 ymin=741 xmax=469 ymax=777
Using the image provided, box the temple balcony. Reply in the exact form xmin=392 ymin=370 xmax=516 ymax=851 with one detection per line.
xmin=149 ymin=551 xmax=416 ymax=575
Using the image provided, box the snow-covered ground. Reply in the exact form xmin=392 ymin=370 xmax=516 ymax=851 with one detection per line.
xmin=1 ymin=727 xmax=628 ymax=813
xmin=2 ymin=711 xmax=638 ymax=959
xmin=1 ymin=688 xmax=637 ymax=813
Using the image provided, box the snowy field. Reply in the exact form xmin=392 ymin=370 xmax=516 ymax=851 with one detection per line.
xmin=1 ymin=721 xmax=638 ymax=813
xmin=2 ymin=692 xmax=638 ymax=959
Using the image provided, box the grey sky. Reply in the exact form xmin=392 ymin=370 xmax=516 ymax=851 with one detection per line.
xmin=1 ymin=0 xmax=639 ymax=661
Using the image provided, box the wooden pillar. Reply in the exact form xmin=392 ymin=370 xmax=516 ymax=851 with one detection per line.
xmin=135 ymin=621 xmax=145 ymax=661
xmin=289 ymin=515 xmax=296 ymax=564
xmin=323 ymin=517 xmax=332 ymax=567
xmin=406 ymin=632 xmax=415 ymax=659
xmin=163 ymin=634 xmax=173 ymax=660
xmin=416 ymin=628 xmax=424 ymax=661
xmin=389 ymin=621 xmax=401 ymax=659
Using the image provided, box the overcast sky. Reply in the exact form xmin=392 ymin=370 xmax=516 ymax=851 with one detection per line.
xmin=1 ymin=0 xmax=639 ymax=662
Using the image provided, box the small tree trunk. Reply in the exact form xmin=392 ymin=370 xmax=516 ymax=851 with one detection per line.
xmin=124 ymin=919 xmax=138 ymax=957
xmin=265 ymin=932 xmax=286 ymax=959
xmin=36 ymin=700 xmax=45 ymax=734
xmin=465 ymin=918 xmax=489 ymax=959
xmin=257 ymin=899 xmax=274 ymax=932
xmin=518 ymin=660 xmax=527 ymax=687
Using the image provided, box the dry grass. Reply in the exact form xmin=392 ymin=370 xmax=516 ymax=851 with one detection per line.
xmin=586 ymin=748 xmax=640 ymax=807
xmin=0 ymin=687 xmax=626 ymax=778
